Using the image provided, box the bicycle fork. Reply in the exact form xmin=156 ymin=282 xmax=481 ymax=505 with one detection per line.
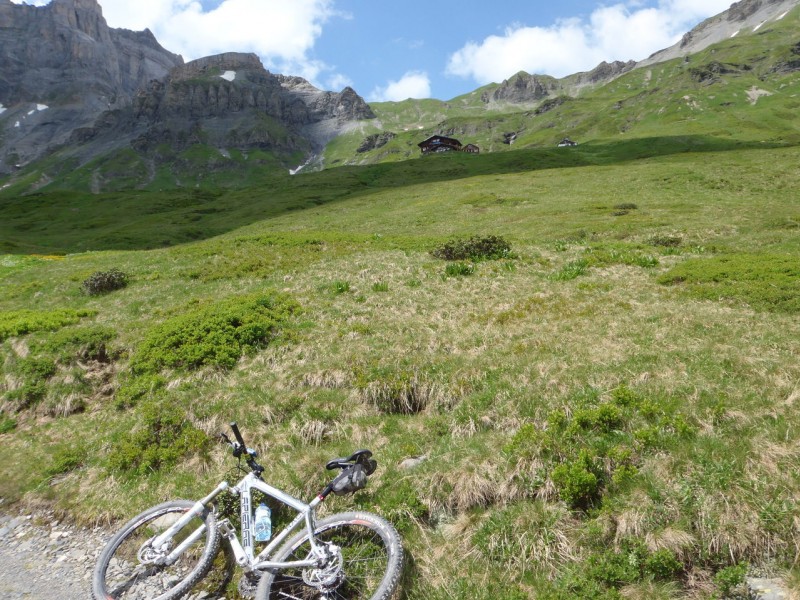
xmin=149 ymin=482 xmax=230 ymax=565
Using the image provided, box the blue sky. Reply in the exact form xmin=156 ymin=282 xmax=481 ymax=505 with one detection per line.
xmin=13 ymin=0 xmax=733 ymax=101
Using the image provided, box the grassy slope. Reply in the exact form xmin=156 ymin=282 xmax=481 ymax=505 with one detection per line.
xmin=1 ymin=142 xmax=799 ymax=598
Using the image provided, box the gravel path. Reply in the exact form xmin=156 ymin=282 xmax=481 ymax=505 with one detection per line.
xmin=0 ymin=512 xmax=104 ymax=600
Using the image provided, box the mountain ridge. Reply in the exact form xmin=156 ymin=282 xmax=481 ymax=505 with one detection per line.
xmin=2 ymin=0 xmax=800 ymax=191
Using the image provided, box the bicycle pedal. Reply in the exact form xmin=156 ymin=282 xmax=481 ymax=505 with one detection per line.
xmin=217 ymin=518 xmax=236 ymax=539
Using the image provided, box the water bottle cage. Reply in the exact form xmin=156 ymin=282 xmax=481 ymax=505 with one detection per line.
xmin=331 ymin=464 xmax=368 ymax=496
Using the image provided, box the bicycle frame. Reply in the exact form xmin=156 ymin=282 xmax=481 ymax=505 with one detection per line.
xmin=217 ymin=471 xmax=327 ymax=574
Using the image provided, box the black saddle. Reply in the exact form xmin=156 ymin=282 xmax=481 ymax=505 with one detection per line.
xmin=326 ymin=449 xmax=376 ymax=475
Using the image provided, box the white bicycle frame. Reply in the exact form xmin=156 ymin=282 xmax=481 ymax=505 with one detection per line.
xmin=149 ymin=471 xmax=328 ymax=574
xmin=226 ymin=471 xmax=326 ymax=573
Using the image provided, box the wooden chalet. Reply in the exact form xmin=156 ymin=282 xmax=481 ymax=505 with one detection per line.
xmin=418 ymin=135 xmax=462 ymax=154
xmin=557 ymin=137 xmax=578 ymax=147
xmin=463 ymin=144 xmax=480 ymax=154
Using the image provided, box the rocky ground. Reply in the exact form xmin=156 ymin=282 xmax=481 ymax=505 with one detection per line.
xmin=0 ymin=511 xmax=104 ymax=599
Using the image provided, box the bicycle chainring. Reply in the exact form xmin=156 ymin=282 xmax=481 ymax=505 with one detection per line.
xmin=237 ymin=573 xmax=260 ymax=599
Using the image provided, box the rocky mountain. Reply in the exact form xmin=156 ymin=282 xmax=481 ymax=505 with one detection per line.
xmin=482 ymin=61 xmax=636 ymax=107
xmin=0 ymin=0 xmax=374 ymax=184
xmin=74 ymin=52 xmax=374 ymax=162
xmin=0 ymin=0 xmax=182 ymax=171
xmin=638 ymin=0 xmax=800 ymax=67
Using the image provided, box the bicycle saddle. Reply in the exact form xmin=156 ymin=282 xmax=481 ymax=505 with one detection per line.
xmin=326 ymin=449 xmax=374 ymax=472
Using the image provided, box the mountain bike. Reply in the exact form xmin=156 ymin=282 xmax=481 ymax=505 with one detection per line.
xmin=92 ymin=422 xmax=404 ymax=600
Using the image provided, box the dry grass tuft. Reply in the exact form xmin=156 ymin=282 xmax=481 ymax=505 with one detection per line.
xmin=301 ymin=369 xmax=350 ymax=389
xmin=645 ymin=528 xmax=697 ymax=561
xmin=361 ymin=373 xmax=461 ymax=415
xmin=295 ymin=419 xmax=332 ymax=446
xmin=620 ymin=581 xmax=682 ymax=599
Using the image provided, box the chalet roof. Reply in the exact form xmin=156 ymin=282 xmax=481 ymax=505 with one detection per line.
xmin=418 ymin=135 xmax=462 ymax=147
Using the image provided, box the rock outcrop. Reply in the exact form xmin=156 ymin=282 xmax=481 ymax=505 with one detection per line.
xmin=0 ymin=0 xmax=375 ymax=177
xmin=0 ymin=0 xmax=183 ymax=171
xmin=637 ymin=0 xmax=799 ymax=68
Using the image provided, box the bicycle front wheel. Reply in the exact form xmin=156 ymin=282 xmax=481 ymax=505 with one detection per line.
xmin=255 ymin=511 xmax=403 ymax=600
xmin=92 ymin=500 xmax=220 ymax=600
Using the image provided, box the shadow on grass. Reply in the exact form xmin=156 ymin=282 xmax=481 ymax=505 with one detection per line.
xmin=0 ymin=135 xmax=792 ymax=254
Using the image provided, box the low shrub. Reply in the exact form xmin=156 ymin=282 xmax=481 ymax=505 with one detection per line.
xmin=46 ymin=442 xmax=88 ymax=477
xmin=431 ymin=235 xmax=512 ymax=261
xmin=42 ymin=325 xmax=117 ymax=362
xmin=551 ymin=452 xmax=601 ymax=510
xmin=130 ymin=292 xmax=299 ymax=374
xmin=0 ymin=309 xmax=95 ymax=341
xmin=0 ymin=414 xmax=17 ymax=434
xmin=81 ymin=268 xmax=129 ymax=295
xmin=713 ymin=562 xmax=748 ymax=597
xmin=108 ymin=399 xmax=211 ymax=474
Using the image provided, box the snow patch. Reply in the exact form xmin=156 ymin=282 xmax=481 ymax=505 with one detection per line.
xmin=777 ymin=11 xmax=789 ymax=20
xmin=730 ymin=30 xmax=739 ymax=38
xmin=14 ymin=121 xmax=20 ymax=128
xmin=36 ymin=104 xmax=48 ymax=111
xmin=753 ymin=20 xmax=766 ymax=31
xmin=220 ymin=71 xmax=236 ymax=82
xmin=747 ymin=86 xmax=773 ymax=105
xmin=27 ymin=109 xmax=35 ymax=116
xmin=0 ymin=103 xmax=5 ymax=115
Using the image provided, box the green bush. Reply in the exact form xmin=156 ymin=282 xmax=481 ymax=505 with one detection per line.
xmin=114 ymin=373 xmax=167 ymax=409
xmin=16 ymin=356 xmax=57 ymax=381
xmin=130 ymin=293 xmax=299 ymax=374
xmin=713 ymin=562 xmax=748 ymax=597
xmin=644 ymin=549 xmax=683 ymax=580
xmin=46 ymin=443 xmax=88 ymax=477
xmin=551 ymin=452 xmax=601 ymax=510
xmin=43 ymin=326 xmax=117 ymax=362
xmin=0 ymin=309 xmax=95 ymax=341
xmin=0 ymin=414 xmax=17 ymax=434
xmin=431 ymin=235 xmax=512 ymax=261
xmin=81 ymin=268 xmax=129 ymax=295
xmin=108 ymin=399 xmax=211 ymax=474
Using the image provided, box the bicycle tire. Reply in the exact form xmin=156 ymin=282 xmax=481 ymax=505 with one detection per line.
xmin=255 ymin=511 xmax=403 ymax=600
xmin=92 ymin=499 xmax=220 ymax=600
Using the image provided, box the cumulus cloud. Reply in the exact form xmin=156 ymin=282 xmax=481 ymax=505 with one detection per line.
xmin=446 ymin=0 xmax=732 ymax=84
xmin=369 ymin=71 xmax=431 ymax=102
xmin=11 ymin=0 xmax=339 ymax=85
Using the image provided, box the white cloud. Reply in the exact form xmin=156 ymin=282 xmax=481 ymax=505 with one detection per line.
xmin=369 ymin=71 xmax=431 ymax=102
xmin=446 ymin=0 xmax=733 ymax=84
xmin=10 ymin=0 xmax=337 ymax=86
xmin=326 ymin=73 xmax=354 ymax=92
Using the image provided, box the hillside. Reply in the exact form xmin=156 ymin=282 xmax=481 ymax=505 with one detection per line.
xmin=2 ymin=139 xmax=800 ymax=598
xmin=333 ymin=2 xmax=800 ymax=165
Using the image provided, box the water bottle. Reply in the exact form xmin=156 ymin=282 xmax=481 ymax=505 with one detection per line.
xmin=254 ymin=502 xmax=272 ymax=542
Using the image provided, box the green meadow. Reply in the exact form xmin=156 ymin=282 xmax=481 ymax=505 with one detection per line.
xmin=1 ymin=139 xmax=799 ymax=598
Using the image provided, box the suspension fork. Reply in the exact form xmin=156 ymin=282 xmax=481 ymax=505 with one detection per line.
xmin=150 ymin=482 xmax=229 ymax=558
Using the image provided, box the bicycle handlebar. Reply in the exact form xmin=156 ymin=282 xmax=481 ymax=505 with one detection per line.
xmin=230 ymin=421 xmax=247 ymax=451
xmin=221 ymin=422 xmax=264 ymax=476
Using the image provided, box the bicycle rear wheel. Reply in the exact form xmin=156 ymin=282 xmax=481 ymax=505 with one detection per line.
xmin=92 ymin=500 xmax=220 ymax=600
xmin=255 ymin=511 xmax=403 ymax=600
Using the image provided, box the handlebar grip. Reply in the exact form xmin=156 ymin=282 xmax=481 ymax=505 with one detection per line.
xmin=230 ymin=422 xmax=246 ymax=448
